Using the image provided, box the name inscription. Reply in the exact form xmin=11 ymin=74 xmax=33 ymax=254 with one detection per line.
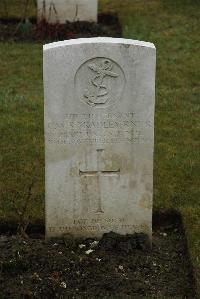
xmin=47 ymin=112 xmax=153 ymax=145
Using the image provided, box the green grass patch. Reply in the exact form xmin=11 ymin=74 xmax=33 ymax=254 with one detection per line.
xmin=0 ymin=0 xmax=36 ymax=19
xmin=0 ymin=43 xmax=44 ymax=222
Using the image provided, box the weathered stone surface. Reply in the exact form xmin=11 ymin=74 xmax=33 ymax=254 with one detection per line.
xmin=37 ymin=0 xmax=98 ymax=24
xmin=43 ymin=37 xmax=156 ymax=240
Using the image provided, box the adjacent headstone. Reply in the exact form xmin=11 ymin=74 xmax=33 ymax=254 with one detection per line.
xmin=44 ymin=37 xmax=156 ymax=240
xmin=37 ymin=0 xmax=98 ymax=24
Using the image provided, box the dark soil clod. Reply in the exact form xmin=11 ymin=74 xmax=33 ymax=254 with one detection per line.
xmin=98 ymin=231 xmax=150 ymax=253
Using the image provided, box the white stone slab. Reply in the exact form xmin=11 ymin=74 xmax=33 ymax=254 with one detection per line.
xmin=37 ymin=0 xmax=98 ymax=24
xmin=43 ymin=37 xmax=156 ymax=240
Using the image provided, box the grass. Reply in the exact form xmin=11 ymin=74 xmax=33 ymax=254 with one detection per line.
xmin=0 ymin=43 xmax=44 ymax=222
xmin=0 ymin=0 xmax=200 ymax=297
xmin=0 ymin=0 xmax=36 ymax=19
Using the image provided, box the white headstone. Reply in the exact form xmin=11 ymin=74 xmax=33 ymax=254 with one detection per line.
xmin=37 ymin=0 xmax=98 ymax=24
xmin=44 ymin=37 xmax=156 ymax=240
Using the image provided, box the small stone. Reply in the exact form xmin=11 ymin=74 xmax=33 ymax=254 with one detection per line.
xmin=79 ymin=244 xmax=86 ymax=249
xmin=60 ymin=282 xmax=67 ymax=289
xmin=85 ymin=249 xmax=94 ymax=255
xmin=32 ymin=272 xmax=42 ymax=282
xmin=160 ymin=232 xmax=167 ymax=237
xmin=20 ymin=275 xmax=23 ymax=285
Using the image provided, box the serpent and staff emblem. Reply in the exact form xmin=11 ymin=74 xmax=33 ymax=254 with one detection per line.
xmin=84 ymin=59 xmax=119 ymax=107
xmin=75 ymin=57 xmax=125 ymax=108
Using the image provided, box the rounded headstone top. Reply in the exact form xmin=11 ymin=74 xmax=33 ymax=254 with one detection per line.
xmin=43 ymin=37 xmax=156 ymax=51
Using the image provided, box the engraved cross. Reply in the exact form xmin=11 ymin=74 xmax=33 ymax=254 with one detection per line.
xmin=79 ymin=149 xmax=120 ymax=213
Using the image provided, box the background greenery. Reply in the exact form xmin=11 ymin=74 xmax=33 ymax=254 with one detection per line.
xmin=0 ymin=0 xmax=199 ymax=296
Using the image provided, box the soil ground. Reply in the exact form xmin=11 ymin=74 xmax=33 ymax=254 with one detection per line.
xmin=0 ymin=213 xmax=196 ymax=299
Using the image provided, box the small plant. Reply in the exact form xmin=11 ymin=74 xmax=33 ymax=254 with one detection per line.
xmin=18 ymin=19 xmax=33 ymax=40
xmin=9 ymin=181 xmax=35 ymax=239
xmin=33 ymin=19 xmax=75 ymax=41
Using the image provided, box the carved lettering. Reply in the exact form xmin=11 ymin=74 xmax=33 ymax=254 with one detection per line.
xmin=47 ymin=112 xmax=152 ymax=145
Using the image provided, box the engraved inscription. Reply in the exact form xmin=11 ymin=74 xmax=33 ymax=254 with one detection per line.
xmin=79 ymin=149 xmax=120 ymax=213
xmin=47 ymin=112 xmax=153 ymax=145
xmin=75 ymin=57 xmax=125 ymax=108
xmin=48 ymin=223 xmax=149 ymax=234
xmin=48 ymin=218 xmax=150 ymax=234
